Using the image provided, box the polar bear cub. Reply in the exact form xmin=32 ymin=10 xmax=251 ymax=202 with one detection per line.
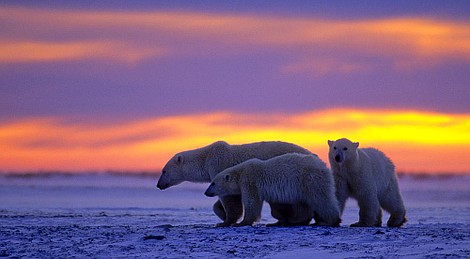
xmin=204 ymin=153 xmax=341 ymax=227
xmin=328 ymin=138 xmax=407 ymax=227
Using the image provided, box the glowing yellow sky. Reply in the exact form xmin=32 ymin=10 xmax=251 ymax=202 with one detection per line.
xmin=1 ymin=108 xmax=469 ymax=174
xmin=0 ymin=6 xmax=469 ymax=174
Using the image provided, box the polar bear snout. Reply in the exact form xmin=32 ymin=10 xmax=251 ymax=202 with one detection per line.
xmin=204 ymin=183 xmax=217 ymax=197
xmin=156 ymin=181 xmax=169 ymax=190
xmin=156 ymin=173 xmax=170 ymax=190
xmin=334 ymin=152 xmax=344 ymax=163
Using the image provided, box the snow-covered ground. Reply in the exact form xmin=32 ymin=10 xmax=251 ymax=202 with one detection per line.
xmin=0 ymin=173 xmax=469 ymax=258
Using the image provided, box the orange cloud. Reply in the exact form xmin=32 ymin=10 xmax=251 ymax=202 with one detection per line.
xmin=0 ymin=41 xmax=166 ymax=63
xmin=1 ymin=109 xmax=469 ymax=174
xmin=0 ymin=6 xmax=469 ymax=68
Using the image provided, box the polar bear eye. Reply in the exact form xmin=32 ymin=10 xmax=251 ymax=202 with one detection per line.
xmin=224 ymin=175 xmax=230 ymax=181
xmin=343 ymin=147 xmax=348 ymax=151
xmin=333 ymin=147 xmax=337 ymax=150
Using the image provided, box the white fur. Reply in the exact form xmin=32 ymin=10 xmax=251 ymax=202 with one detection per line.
xmin=157 ymin=140 xmax=313 ymax=226
xmin=328 ymin=138 xmax=407 ymax=227
xmin=205 ymin=153 xmax=341 ymax=227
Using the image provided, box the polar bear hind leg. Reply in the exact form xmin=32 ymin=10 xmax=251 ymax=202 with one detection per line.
xmin=268 ymin=203 xmax=312 ymax=226
xmin=380 ymin=192 xmax=407 ymax=227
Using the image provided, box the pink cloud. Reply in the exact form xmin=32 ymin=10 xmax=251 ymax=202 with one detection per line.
xmin=1 ymin=7 xmax=469 ymax=69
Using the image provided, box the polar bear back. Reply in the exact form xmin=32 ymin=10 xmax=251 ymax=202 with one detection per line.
xmin=240 ymin=154 xmax=332 ymax=204
xmin=358 ymin=147 xmax=397 ymax=190
xmin=206 ymin=141 xmax=313 ymax=180
xmin=230 ymin=141 xmax=313 ymax=161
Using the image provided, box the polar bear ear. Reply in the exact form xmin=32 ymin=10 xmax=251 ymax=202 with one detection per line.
xmin=353 ymin=142 xmax=359 ymax=149
xmin=328 ymin=140 xmax=334 ymax=147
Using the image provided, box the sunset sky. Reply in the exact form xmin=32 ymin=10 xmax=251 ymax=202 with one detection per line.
xmin=1 ymin=1 xmax=469 ymax=174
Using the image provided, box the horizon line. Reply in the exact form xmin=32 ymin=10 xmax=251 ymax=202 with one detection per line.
xmin=1 ymin=170 xmax=469 ymax=178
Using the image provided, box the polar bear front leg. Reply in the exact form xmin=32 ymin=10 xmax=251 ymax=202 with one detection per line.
xmin=216 ymin=195 xmax=243 ymax=227
xmin=212 ymin=200 xmax=226 ymax=221
xmin=351 ymin=192 xmax=380 ymax=227
xmin=234 ymin=196 xmax=262 ymax=227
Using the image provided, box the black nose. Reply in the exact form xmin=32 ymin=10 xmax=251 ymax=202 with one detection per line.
xmin=335 ymin=154 xmax=342 ymax=163
xmin=156 ymin=182 xmax=169 ymax=190
xmin=204 ymin=190 xmax=215 ymax=197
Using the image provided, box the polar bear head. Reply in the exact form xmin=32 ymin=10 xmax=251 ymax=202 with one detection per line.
xmin=157 ymin=149 xmax=207 ymax=189
xmin=328 ymin=138 xmax=359 ymax=165
xmin=204 ymin=167 xmax=242 ymax=197
xmin=157 ymin=141 xmax=230 ymax=190
xmin=157 ymin=152 xmax=188 ymax=189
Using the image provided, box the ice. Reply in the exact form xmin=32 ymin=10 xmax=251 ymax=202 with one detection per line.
xmin=0 ymin=173 xmax=469 ymax=258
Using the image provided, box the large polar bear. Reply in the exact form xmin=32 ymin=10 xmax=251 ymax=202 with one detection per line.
xmin=328 ymin=138 xmax=407 ymax=227
xmin=204 ymin=153 xmax=341 ymax=227
xmin=157 ymin=141 xmax=314 ymax=226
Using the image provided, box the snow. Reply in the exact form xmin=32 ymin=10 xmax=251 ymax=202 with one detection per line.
xmin=0 ymin=173 xmax=469 ymax=258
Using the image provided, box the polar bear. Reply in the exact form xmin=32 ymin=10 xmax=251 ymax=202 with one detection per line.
xmin=156 ymin=140 xmax=314 ymax=226
xmin=204 ymin=153 xmax=341 ymax=227
xmin=328 ymin=138 xmax=407 ymax=227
